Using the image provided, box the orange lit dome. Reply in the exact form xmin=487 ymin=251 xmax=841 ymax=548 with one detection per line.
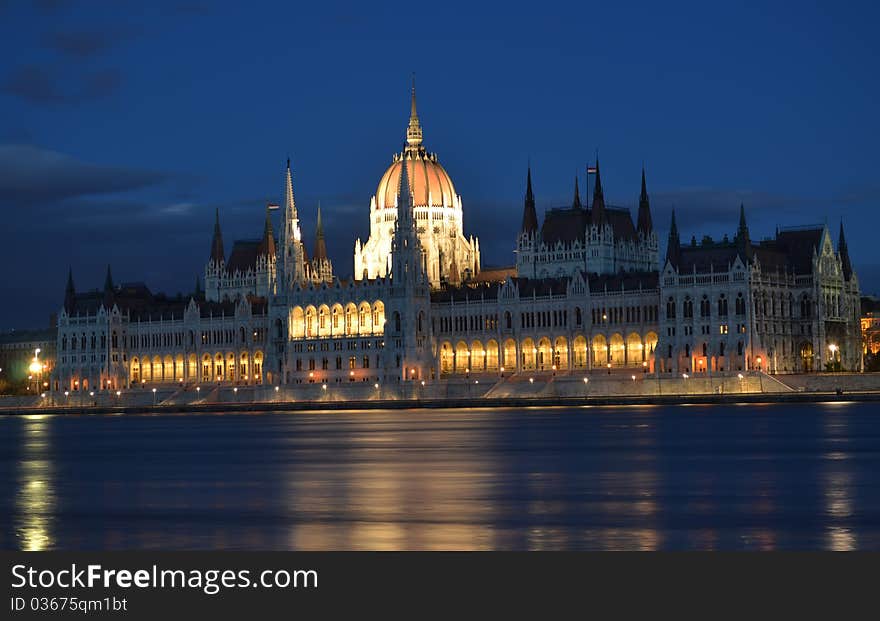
xmin=374 ymin=150 xmax=457 ymax=210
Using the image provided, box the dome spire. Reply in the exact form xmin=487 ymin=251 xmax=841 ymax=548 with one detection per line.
xmin=406 ymin=73 xmax=423 ymax=151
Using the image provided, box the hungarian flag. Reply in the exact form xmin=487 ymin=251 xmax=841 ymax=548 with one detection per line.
xmin=587 ymin=165 xmax=598 ymax=174
xmin=267 ymin=203 xmax=280 ymax=210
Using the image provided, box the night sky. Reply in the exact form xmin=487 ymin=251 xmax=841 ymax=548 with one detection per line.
xmin=1 ymin=1 xmax=878 ymax=329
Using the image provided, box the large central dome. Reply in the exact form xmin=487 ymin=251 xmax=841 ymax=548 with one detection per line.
xmin=374 ymin=150 xmax=456 ymax=210
xmin=353 ymin=79 xmax=480 ymax=287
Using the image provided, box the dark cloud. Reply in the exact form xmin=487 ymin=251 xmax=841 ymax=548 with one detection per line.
xmin=1 ymin=64 xmax=123 ymax=104
xmin=46 ymin=29 xmax=121 ymax=58
xmin=0 ymin=144 xmax=169 ymax=205
xmin=1 ymin=65 xmax=65 ymax=104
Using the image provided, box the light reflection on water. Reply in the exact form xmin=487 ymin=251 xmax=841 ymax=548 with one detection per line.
xmin=14 ymin=415 xmax=55 ymax=550
xmin=1 ymin=402 xmax=879 ymax=550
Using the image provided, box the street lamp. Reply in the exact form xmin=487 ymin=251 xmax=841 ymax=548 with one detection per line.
xmin=606 ymin=362 xmax=611 ymax=375
xmin=642 ymin=360 xmax=648 ymax=374
xmin=151 ymin=387 xmax=157 ymax=406
xmin=583 ymin=377 xmax=589 ymax=384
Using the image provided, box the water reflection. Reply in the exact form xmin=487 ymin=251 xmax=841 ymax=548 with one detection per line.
xmin=15 ymin=415 xmax=55 ymax=550
xmin=823 ymin=411 xmax=856 ymax=551
xmin=1 ymin=402 xmax=878 ymax=550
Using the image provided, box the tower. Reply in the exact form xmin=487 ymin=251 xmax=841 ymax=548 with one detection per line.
xmin=637 ymin=168 xmax=653 ymax=236
xmin=665 ymin=209 xmax=680 ymax=268
xmin=279 ymin=159 xmax=307 ymax=288
xmin=386 ymin=156 xmax=432 ymax=382
xmin=310 ymin=203 xmax=334 ymax=284
xmin=205 ymin=208 xmax=226 ymax=301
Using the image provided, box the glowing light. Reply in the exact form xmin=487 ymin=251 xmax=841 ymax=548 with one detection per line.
xmin=583 ymin=377 xmax=588 ymax=383
xmin=631 ymin=375 xmax=636 ymax=381
xmin=529 ymin=378 xmax=534 ymax=383
xmin=374 ymin=383 xmax=379 ymax=389
xmin=28 ymin=360 xmax=42 ymax=374
xmin=738 ymin=373 xmax=744 ymax=380
xmin=322 ymin=384 xmax=327 ymax=390
xmin=275 ymin=386 xmax=280 ymax=392
xmin=683 ymin=373 xmax=689 ymax=379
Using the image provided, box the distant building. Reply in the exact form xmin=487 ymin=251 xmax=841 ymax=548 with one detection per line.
xmin=862 ymin=295 xmax=880 ymax=358
xmin=0 ymin=327 xmax=56 ymax=391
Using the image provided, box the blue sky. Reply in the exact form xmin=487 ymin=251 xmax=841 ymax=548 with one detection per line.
xmin=1 ymin=0 xmax=878 ymax=328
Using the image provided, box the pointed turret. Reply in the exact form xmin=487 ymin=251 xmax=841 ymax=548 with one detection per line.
xmin=521 ymin=166 xmax=538 ymax=234
xmin=665 ymin=209 xmax=681 ymax=267
xmin=637 ymin=167 xmax=653 ymax=234
xmin=735 ymin=203 xmax=751 ymax=251
xmin=839 ymin=221 xmax=853 ymax=280
xmin=405 ymin=74 xmax=423 ymax=151
xmin=64 ymin=267 xmax=75 ymax=313
xmin=572 ymin=176 xmax=582 ymax=210
xmin=590 ymin=158 xmax=606 ymax=226
xmin=210 ymin=208 xmax=225 ymax=264
xmin=313 ymin=203 xmax=328 ymax=261
xmin=259 ymin=204 xmax=276 ymax=258
xmin=103 ymin=264 xmax=114 ymax=292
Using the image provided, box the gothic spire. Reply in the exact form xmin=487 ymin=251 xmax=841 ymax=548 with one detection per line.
xmin=313 ymin=203 xmax=328 ymax=261
xmin=665 ymin=209 xmax=680 ymax=267
xmin=210 ymin=207 xmax=225 ymax=264
xmin=284 ymin=158 xmax=297 ymax=220
xmin=64 ymin=267 xmax=75 ymax=312
xmin=736 ymin=203 xmax=750 ymax=247
xmin=104 ymin=264 xmax=114 ymax=292
xmin=572 ymin=176 xmax=582 ymax=210
xmin=839 ymin=220 xmax=853 ymax=280
xmin=637 ymin=167 xmax=653 ymax=234
xmin=590 ymin=157 xmax=606 ymax=225
xmin=521 ymin=165 xmax=538 ymax=234
xmin=259 ymin=204 xmax=276 ymax=258
xmin=405 ymin=73 xmax=423 ymax=150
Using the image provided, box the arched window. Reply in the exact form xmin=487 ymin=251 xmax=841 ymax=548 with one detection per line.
xmin=394 ymin=311 xmax=401 ymax=333
xmin=685 ymin=344 xmax=691 ymax=357
xmin=718 ymin=295 xmax=728 ymax=316
xmin=505 ymin=311 xmax=512 ymax=330
xmin=683 ymin=297 xmax=693 ymax=319
xmin=667 ymin=297 xmax=676 ymax=319
xmin=575 ymin=307 xmax=582 ymax=326
xmin=735 ymin=293 xmax=745 ymax=315
xmin=737 ymin=341 xmax=744 ymax=355
xmin=240 ymin=326 xmax=246 ymax=343
xmin=700 ymin=296 xmax=710 ymax=318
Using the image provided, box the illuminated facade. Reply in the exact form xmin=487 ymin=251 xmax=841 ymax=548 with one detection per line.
xmin=52 ymin=84 xmax=866 ymax=395
xmin=656 ymin=212 xmax=862 ymax=374
xmin=354 ymin=81 xmax=479 ymax=287
xmin=862 ymin=296 xmax=880 ymax=357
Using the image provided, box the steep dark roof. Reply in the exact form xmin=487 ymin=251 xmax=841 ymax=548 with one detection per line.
xmin=676 ymin=242 xmax=743 ymax=274
xmin=513 ymin=276 xmax=569 ymax=297
xmin=469 ymin=265 xmax=516 ymax=284
xmin=226 ymin=240 xmax=262 ymax=273
xmin=759 ymin=228 xmax=822 ymax=274
xmin=540 ymin=205 xmax=638 ymax=245
xmin=587 ymin=271 xmax=659 ymax=292
xmin=431 ymin=281 xmax=503 ymax=303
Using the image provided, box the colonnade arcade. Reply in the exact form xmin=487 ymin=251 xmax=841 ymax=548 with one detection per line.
xmin=438 ymin=331 xmax=659 ymax=375
xmin=288 ymin=301 xmax=386 ymax=338
xmin=129 ymin=350 xmax=265 ymax=385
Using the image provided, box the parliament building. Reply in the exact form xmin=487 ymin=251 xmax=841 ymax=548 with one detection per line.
xmin=52 ymin=83 xmax=863 ymax=393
